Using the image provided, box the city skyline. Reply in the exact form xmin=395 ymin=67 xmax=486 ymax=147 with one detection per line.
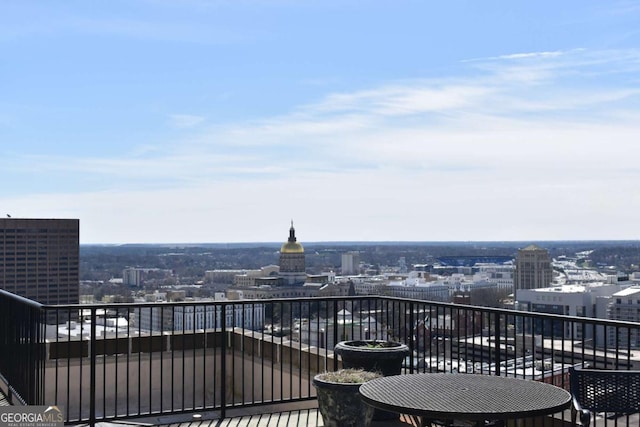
xmin=2 ymin=1 xmax=640 ymax=244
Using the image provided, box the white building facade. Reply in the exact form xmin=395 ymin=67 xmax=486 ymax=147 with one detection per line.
xmin=607 ymin=287 xmax=640 ymax=348
xmin=515 ymin=282 xmax=626 ymax=345
xmin=173 ymin=302 xmax=265 ymax=331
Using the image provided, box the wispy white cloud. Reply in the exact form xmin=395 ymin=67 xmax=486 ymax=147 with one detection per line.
xmin=463 ymin=50 xmax=569 ymax=63
xmin=6 ymin=48 xmax=640 ymax=183
xmin=169 ymin=114 xmax=206 ymax=129
xmin=303 ymin=85 xmax=494 ymax=117
xmin=32 ymin=49 xmax=640 ymax=178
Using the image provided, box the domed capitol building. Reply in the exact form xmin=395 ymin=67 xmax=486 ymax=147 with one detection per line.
xmin=279 ymin=221 xmax=307 ymax=286
xmin=226 ymin=222 xmax=348 ymax=300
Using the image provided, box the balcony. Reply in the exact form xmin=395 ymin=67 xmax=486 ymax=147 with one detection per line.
xmin=1 ymin=290 xmax=640 ymax=427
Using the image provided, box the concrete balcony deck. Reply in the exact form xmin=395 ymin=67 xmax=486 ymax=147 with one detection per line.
xmin=159 ymin=410 xmax=417 ymax=427
xmin=96 ymin=402 xmax=418 ymax=427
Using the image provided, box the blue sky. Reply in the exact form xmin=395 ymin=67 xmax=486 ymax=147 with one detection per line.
xmin=2 ymin=1 xmax=640 ymax=243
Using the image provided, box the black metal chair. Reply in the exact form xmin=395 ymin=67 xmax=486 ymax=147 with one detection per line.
xmin=569 ymin=366 xmax=640 ymax=426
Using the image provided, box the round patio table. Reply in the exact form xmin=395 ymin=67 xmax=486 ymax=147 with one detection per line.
xmin=359 ymin=373 xmax=572 ymax=427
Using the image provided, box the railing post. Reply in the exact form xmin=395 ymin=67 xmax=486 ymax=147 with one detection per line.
xmin=333 ymin=299 xmax=338 ymax=371
xmin=220 ymin=302 xmax=227 ymax=419
xmin=36 ymin=306 xmax=46 ymax=406
xmin=90 ymin=308 xmax=97 ymax=427
xmin=27 ymin=305 xmax=35 ymax=404
xmin=493 ymin=311 xmax=501 ymax=376
xmin=409 ymin=301 xmax=415 ymax=359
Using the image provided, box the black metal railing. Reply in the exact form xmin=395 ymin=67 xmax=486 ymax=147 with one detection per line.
xmin=1 ymin=290 xmax=640 ymax=426
xmin=0 ymin=290 xmax=46 ymax=405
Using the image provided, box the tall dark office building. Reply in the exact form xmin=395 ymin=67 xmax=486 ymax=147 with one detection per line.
xmin=513 ymin=244 xmax=553 ymax=292
xmin=0 ymin=218 xmax=80 ymax=305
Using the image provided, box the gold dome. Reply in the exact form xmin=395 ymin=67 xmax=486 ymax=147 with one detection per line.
xmin=281 ymin=241 xmax=304 ymax=254
xmin=281 ymin=221 xmax=304 ymax=254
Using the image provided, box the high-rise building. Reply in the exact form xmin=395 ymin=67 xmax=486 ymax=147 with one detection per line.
xmin=341 ymin=251 xmax=360 ymax=275
xmin=514 ymin=244 xmax=553 ymax=293
xmin=0 ymin=218 xmax=79 ymax=305
xmin=278 ymin=221 xmax=306 ymax=286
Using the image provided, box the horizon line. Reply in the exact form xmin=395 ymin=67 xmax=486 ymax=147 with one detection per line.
xmin=80 ymin=239 xmax=640 ymax=247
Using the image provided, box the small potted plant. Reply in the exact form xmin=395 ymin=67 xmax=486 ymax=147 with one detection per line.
xmin=312 ymin=368 xmax=382 ymax=427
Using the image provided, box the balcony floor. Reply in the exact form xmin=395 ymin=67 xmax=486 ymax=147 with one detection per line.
xmin=161 ymin=410 xmax=416 ymax=427
xmin=96 ymin=402 xmax=417 ymax=427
